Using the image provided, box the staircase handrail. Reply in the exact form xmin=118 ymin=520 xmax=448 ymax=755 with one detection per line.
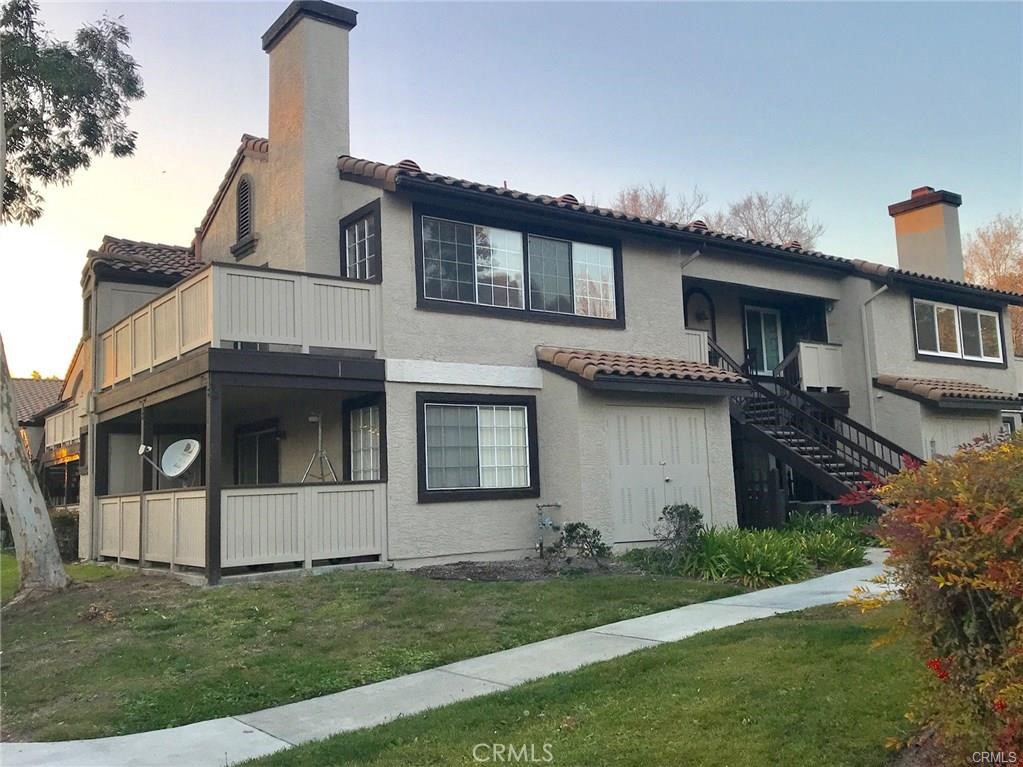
xmin=742 ymin=379 xmax=905 ymax=478
xmin=760 ymin=376 xmax=922 ymax=466
xmin=707 ymin=337 xmax=747 ymax=375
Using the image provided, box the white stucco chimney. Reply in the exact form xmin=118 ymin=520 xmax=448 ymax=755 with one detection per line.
xmin=262 ymin=1 xmax=357 ymax=273
xmin=887 ymin=186 xmax=964 ymax=281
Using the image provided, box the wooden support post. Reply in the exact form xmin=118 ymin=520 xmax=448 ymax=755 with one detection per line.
xmin=205 ymin=379 xmax=223 ymax=585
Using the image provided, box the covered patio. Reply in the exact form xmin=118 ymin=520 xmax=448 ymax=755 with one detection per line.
xmin=91 ymin=351 xmax=387 ymax=583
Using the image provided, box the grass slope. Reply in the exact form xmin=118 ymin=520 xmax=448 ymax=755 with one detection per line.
xmin=248 ymin=604 xmax=918 ymax=767
xmin=0 ymin=554 xmax=739 ymax=742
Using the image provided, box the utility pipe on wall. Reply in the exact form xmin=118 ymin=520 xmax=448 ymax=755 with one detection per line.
xmin=860 ymin=284 xmax=889 ymax=431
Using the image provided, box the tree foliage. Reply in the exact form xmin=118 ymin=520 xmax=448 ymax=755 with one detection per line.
xmin=964 ymin=213 xmax=1023 ymax=352
xmin=1 ymin=0 xmax=144 ymax=224
xmin=609 ymin=183 xmax=825 ymax=249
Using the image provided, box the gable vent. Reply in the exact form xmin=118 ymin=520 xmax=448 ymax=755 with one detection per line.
xmin=237 ymin=177 xmax=253 ymax=241
xmin=556 ymin=193 xmax=579 ymax=206
xmin=397 ymin=159 xmax=422 ymax=172
xmin=689 ymin=219 xmax=709 ymax=231
xmin=785 ymin=239 xmax=802 ymax=250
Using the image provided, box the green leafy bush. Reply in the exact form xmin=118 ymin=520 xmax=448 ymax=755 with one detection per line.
xmin=786 ymin=510 xmax=877 ymax=547
xmin=798 ymin=530 xmax=867 ymax=570
xmin=844 ymin=434 xmax=1023 ymax=759
xmin=702 ymin=528 xmax=811 ymax=588
xmin=546 ymin=522 xmax=612 ymax=572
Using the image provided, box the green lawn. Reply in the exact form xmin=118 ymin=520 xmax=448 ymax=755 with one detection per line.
xmin=0 ymin=554 xmax=740 ymax=742
xmin=0 ymin=550 xmax=125 ymax=603
xmin=247 ymin=603 xmax=918 ymax=767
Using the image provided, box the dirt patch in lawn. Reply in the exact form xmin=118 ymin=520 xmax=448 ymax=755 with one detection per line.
xmin=413 ymin=557 xmax=639 ymax=582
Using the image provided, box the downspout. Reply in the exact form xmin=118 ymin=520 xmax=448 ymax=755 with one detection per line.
xmin=680 ymin=247 xmax=703 ymax=359
xmin=87 ymin=275 xmax=100 ymax=561
xmin=860 ymin=283 xmax=889 ymax=431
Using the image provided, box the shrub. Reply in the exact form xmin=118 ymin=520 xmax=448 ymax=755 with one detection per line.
xmin=49 ymin=508 xmax=79 ymax=562
xmin=546 ymin=522 xmax=612 ymax=572
xmin=844 ymin=434 xmax=1023 ymax=759
xmin=652 ymin=504 xmax=705 ymax=571
xmin=703 ymin=528 xmax=811 ymax=588
xmin=786 ymin=509 xmax=878 ymax=547
xmin=797 ymin=530 xmax=866 ymax=570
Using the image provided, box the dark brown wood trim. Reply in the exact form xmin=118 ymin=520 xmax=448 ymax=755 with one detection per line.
xmin=205 ymin=379 xmax=223 ymax=585
xmin=415 ymin=391 xmax=540 ymax=504
xmin=208 ymin=348 xmax=385 ymax=382
xmin=412 ymin=203 xmax=627 ymax=330
xmin=339 ymin=198 xmax=383 ymax=284
xmin=95 ymin=350 xmax=210 ymax=414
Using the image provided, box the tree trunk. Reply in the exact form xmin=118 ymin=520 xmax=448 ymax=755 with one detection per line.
xmin=0 ymin=335 xmax=70 ymax=600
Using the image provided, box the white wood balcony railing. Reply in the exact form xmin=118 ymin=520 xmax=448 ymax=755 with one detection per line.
xmin=98 ymin=264 xmax=379 ymax=388
xmin=681 ymin=328 xmax=709 ymax=364
xmin=1015 ymin=357 xmax=1023 ymax=398
xmin=44 ymin=404 xmax=81 ymax=449
xmin=796 ymin=341 xmax=845 ymax=391
xmin=97 ymin=489 xmax=207 ymax=568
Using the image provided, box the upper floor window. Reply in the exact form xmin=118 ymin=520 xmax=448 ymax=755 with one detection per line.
xmin=236 ymin=178 xmax=253 ymax=242
xmin=417 ymin=212 xmax=621 ymax=325
xmin=913 ymin=298 xmax=1003 ymax=363
xmin=339 ymin=200 xmax=382 ymax=282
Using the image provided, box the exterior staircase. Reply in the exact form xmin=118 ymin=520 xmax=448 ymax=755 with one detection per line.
xmin=709 ymin=339 xmax=920 ymax=502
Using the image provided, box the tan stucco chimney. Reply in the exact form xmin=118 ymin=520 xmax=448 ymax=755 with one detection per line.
xmin=262 ymin=1 xmax=357 ymax=273
xmin=887 ymin=186 xmax=964 ymax=281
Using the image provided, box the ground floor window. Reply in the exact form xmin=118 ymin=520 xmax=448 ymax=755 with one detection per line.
xmin=349 ymin=405 xmax=381 ymax=481
xmin=416 ymin=392 xmax=539 ymax=503
xmin=235 ymin=421 xmax=280 ymax=485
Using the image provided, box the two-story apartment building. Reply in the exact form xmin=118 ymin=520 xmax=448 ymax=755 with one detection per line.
xmin=40 ymin=0 xmax=1023 ymax=584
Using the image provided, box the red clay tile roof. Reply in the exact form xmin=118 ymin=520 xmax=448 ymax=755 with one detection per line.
xmin=536 ymin=346 xmax=748 ymax=386
xmin=875 ymin=374 xmax=1023 ymax=405
xmin=198 ymin=133 xmax=269 ymax=236
xmin=10 ymin=378 xmax=63 ymax=423
xmin=337 ymin=154 xmax=1023 ymax=305
xmin=86 ymin=235 xmax=200 ymax=280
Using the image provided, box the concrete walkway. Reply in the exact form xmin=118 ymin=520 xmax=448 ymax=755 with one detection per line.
xmin=1 ymin=550 xmax=890 ymax=767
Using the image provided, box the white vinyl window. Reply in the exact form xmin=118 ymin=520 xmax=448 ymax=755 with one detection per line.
xmin=913 ymin=299 xmax=1002 ymax=363
xmin=345 ymin=214 xmax=378 ymax=280
xmin=349 ymin=405 xmax=381 ymax=481
xmin=424 ymin=404 xmax=530 ymax=490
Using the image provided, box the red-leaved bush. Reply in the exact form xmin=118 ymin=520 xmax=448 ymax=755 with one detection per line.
xmin=848 ymin=433 xmax=1022 ymax=760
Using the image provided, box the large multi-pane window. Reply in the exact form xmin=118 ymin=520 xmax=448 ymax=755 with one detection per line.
xmin=236 ymin=423 xmax=279 ymax=485
xmin=419 ymin=396 xmax=536 ymax=500
xmin=421 ymin=215 xmax=617 ymax=321
xmin=349 ymin=405 xmax=381 ymax=481
xmin=913 ymin=298 xmax=1002 ymax=363
xmin=422 ymin=217 xmax=524 ymax=308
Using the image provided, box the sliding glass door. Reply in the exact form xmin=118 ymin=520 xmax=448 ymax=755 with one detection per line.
xmin=744 ymin=306 xmax=783 ymax=375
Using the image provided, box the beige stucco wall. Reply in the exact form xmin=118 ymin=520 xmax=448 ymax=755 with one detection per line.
xmin=359 ymin=182 xmax=695 ymax=367
xmin=263 ymin=17 xmax=351 ymax=275
xmin=382 ymin=372 xmax=737 ymax=567
xmin=871 ymin=388 xmax=1004 ymax=460
xmin=200 ymin=155 xmax=269 ymax=266
xmin=684 ymin=250 xmax=844 ymax=301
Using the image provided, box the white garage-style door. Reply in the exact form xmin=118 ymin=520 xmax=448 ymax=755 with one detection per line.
xmin=924 ymin=415 xmax=997 ymax=458
xmin=606 ymin=406 xmax=711 ymax=544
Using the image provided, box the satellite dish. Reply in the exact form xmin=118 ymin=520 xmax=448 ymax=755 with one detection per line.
xmin=160 ymin=439 xmax=201 ymax=478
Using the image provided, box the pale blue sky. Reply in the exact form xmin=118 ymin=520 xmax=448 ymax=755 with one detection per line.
xmin=1 ymin=1 xmax=1021 ymax=376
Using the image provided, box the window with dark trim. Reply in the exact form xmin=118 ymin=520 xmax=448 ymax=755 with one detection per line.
xmin=416 ymin=392 xmax=540 ymax=503
xmin=341 ymin=393 xmax=387 ymax=483
xmin=235 ymin=420 xmax=280 ymax=485
xmin=414 ymin=207 xmax=625 ymax=327
xmin=339 ymin=200 xmax=382 ymax=282
xmin=913 ymin=298 xmax=1003 ymax=363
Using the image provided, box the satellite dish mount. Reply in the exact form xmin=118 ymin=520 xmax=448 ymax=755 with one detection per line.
xmin=139 ymin=439 xmax=202 ymax=481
